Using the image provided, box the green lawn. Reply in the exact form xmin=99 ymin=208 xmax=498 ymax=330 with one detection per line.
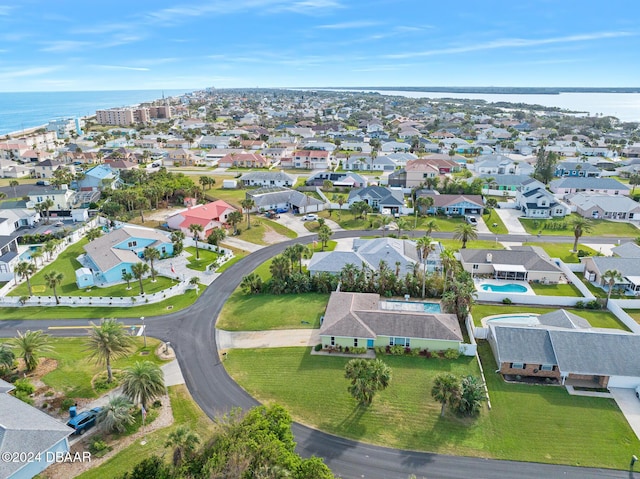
xmin=0 ymin=288 xmax=200 ymax=320
xmin=529 ymin=282 xmax=584 ymax=297
xmin=579 ymin=277 xmax=627 ymax=299
xmin=523 ymin=242 xmax=598 ymax=263
xmin=234 ymin=217 xmax=297 ymax=245
xmin=185 ymin=246 xmax=222 ymax=272
xmin=482 ymin=210 xmax=509 ymax=235
xmin=217 ymin=291 xmax=329 ymax=330
xmin=262 ymin=218 xmax=298 ymax=239
xmin=224 ymin=346 xmax=640 ymax=468
xmin=625 ymin=310 xmax=640 ymax=324
xmin=77 ymin=385 xmax=214 ymax=479
xmin=10 ymin=238 xmax=177 ymax=297
xmin=439 ymin=238 xmax=506 ymax=251
xmin=471 ymin=304 xmax=629 ymax=330
xmin=520 ymin=214 xmax=640 ymax=237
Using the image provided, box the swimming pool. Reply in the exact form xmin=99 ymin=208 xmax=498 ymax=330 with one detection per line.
xmin=486 ymin=314 xmax=540 ymax=327
xmin=382 ymin=300 xmax=441 ymax=314
xmin=18 ymin=245 xmax=40 ymax=262
xmin=479 ymin=283 xmax=528 ymax=293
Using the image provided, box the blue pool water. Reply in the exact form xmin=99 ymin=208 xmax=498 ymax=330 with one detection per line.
xmin=383 ymin=300 xmax=441 ymax=313
xmin=480 ymin=283 xmax=528 ymax=293
xmin=486 ymin=314 xmax=540 ymax=326
xmin=18 ymin=246 xmax=40 ymax=261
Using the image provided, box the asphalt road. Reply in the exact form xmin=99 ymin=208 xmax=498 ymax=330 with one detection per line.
xmin=1 ymin=230 xmax=638 ymax=478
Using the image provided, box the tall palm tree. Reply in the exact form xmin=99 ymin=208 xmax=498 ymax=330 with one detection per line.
xmin=416 ymin=236 xmax=434 ymax=298
xmin=122 ymin=271 xmax=133 ymax=290
xmin=603 ymin=269 xmax=624 ymax=304
xmin=98 ymin=395 xmax=135 ymax=433
xmin=86 ymin=318 xmax=134 ymax=383
xmin=424 ymin=218 xmax=440 ymax=236
xmin=188 ymin=223 xmax=204 ymax=260
xmin=131 ymin=263 xmax=150 ymax=295
xmin=440 ymin=248 xmax=458 ymax=290
xmin=14 ymin=261 xmax=36 ymax=296
xmin=10 ymin=330 xmax=53 ymax=372
xmin=227 ymin=210 xmax=243 ymax=235
xmin=284 ymin=243 xmax=310 ymax=274
xmin=240 ymin=198 xmax=255 ymax=229
xmin=143 ymin=246 xmax=161 ymax=282
xmin=165 ymin=425 xmax=201 ymax=467
xmin=30 ymin=249 xmax=43 ymax=268
xmin=453 ymin=223 xmax=478 ymax=249
xmin=86 ymin=227 xmax=103 ymax=242
xmin=40 ymin=198 xmax=55 ymax=224
xmin=9 ymin=180 xmax=19 ymax=198
xmin=170 ymin=230 xmax=185 ymax=255
xmin=571 ymin=217 xmax=593 ymax=252
xmin=396 ymin=217 xmax=410 ymax=238
xmin=269 ymin=255 xmax=292 ymax=281
xmin=377 ymin=215 xmax=393 ymax=237
xmin=431 ymin=373 xmax=461 ymax=417
xmin=43 ymin=240 xmax=56 ymax=261
xmin=44 ymin=270 xmax=63 ymax=304
xmin=121 ymin=361 xmax=165 ymax=410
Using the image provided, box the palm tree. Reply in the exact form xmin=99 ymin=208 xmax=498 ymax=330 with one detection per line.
xmin=240 ymin=272 xmax=263 ymax=294
xmin=431 ymin=373 xmax=461 ymax=417
xmin=284 ymin=243 xmax=310 ymax=274
xmin=456 ymin=375 xmax=486 ymax=416
xmin=318 ymin=224 xmax=332 ymax=251
xmin=440 ymin=248 xmax=458 ymax=290
xmin=227 ymin=210 xmax=243 ymax=235
xmin=376 ymin=215 xmax=393 ymax=237
xmin=9 ymin=179 xmax=19 ymax=198
xmin=11 ymin=330 xmax=52 ymax=372
xmin=603 ymin=269 xmax=623 ymax=304
xmin=97 ymin=395 xmax=135 ymax=433
xmin=14 ymin=261 xmax=36 ymax=296
xmin=121 ymin=361 xmax=165 ymax=410
xmin=416 ymin=236 xmax=434 ymax=298
xmin=44 ymin=270 xmax=63 ymax=304
xmin=188 ymin=223 xmax=204 ymax=260
xmin=86 ymin=318 xmax=134 ymax=383
xmin=122 ymin=271 xmax=133 ymax=290
xmin=43 ymin=240 xmax=56 ymax=261
xmin=143 ymin=246 xmax=160 ymax=282
xmin=571 ymin=217 xmax=593 ymax=252
xmin=269 ymin=255 xmax=292 ymax=281
xmin=344 ymin=358 xmax=392 ymax=406
xmin=424 ymin=218 xmax=440 ymax=236
xmin=240 ymin=198 xmax=255 ymax=229
xmin=396 ymin=217 xmax=410 ymax=237
xmin=453 ymin=223 xmax=478 ymax=249
xmin=86 ymin=227 xmax=103 ymax=242
xmin=40 ymin=198 xmax=54 ymax=224
xmin=165 ymin=425 xmax=201 ymax=467
xmin=131 ymin=262 xmax=150 ymax=295
xmin=0 ymin=343 xmax=15 ymax=370
xmin=30 ymin=249 xmax=43 ymax=268
xmin=170 ymin=230 xmax=185 ymax=255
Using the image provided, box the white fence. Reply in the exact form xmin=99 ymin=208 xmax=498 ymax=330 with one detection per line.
xmin=461 ymin=316 xmax=478 ymax=356
xmin=608 ymin=299 xmax=640 ymax=334
xmin=554 ymin=258 xmax=594 ymax=299
xmin=0 ymin=280 xmax=190 ymax=308
xmin=475 ymin=291 xmax=586 ymax=307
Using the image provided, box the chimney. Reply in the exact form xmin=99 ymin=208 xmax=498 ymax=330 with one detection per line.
xmin=486 ymin=253 xmax=493 ymax=263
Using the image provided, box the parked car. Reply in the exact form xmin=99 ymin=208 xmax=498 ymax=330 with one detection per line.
xmin=35 ymin=180 xmax=51 ymax=186
xmin=264 ymin=210 xmax=280 ymax=219
xmin=67 ymin=407 xmax=102 ymax=435
xmin=302 ymin=213 xmax=318 ymax=221
xmin=465 ymin=215 xmax=478 ymax=225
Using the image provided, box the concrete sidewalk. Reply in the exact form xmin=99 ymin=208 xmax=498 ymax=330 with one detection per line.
xmin=217 ymin=329 xmax=321 ymax=349
xmin=609 ymin=388 xmax=640 ymax=441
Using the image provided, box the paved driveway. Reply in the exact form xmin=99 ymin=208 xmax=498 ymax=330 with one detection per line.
xmin=217 ymin=329 xmax=320 ymax=349
xmin=609 ymin=388 xmax=640 ymax=441
xmin=495 ymin=207 xmax=528 ymax=235
xmin=277 ymin=212 xmax=314 ymax=236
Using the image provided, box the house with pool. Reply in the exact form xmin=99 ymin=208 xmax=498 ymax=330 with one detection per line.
xmin=319 ymin=291 xmax=463 ymax=352
xmin=486 ymin=309 xmax=640 ymax=389
xmin=459 ymin=246 xmax=564 ymax=283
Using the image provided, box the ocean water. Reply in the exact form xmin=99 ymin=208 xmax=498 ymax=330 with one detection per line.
xmin=0 ymin=89 xmax=189 ymax=136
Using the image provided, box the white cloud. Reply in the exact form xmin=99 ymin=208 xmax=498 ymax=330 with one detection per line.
xmin=0 ymin=5 xmax=13 ymax=15
xmin=385 ymin=31 xmax=635 ymax=59
xmin=40 ymin=40 xmax=90 ymax=53
xmin=316 ymin=20 xmax=378 ymax=30
xmin=0 ymin=66 xmax=59 ymax=79
xmin=93 ymin=65 xmax=151 ymax=71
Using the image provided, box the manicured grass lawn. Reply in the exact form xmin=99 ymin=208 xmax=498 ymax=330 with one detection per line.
xmin=217 ymin=291 xmax=329 ymax=330
xmin=235 ymin=220 xmax=268 ymax=245
xmin=9 ymin=238 xmax=176 ymax=297
xmin=529 ymin=282 xmax=584 ymax=297
xmin=520 ymin=214 xmax=640 ymax=237
xmin=309 ymin=240 xmax=337 ymax=252
xmin=471 ymin=303 xmax=629 ymax=330
xmin=482 ymin=209 xmax=508 ymax=235
xmin=626 ymin=310 xmax=640 ymax=323
xmin=77 ymin=385 xmax=214 ymax=479
xmin=225 ymin=346 xmax=640 ymax=468
xmin=523 ymin=242 xmax=598 ymax=263
xmin=185 ymin=246 xmax=222 ymax=271
xmin=579 ymin=277 xmax=627 ymax=299
xmin=439 ymin=238 xmax=505 ymax=251
xmin=0 ymin=288 xmax=200 ymax=320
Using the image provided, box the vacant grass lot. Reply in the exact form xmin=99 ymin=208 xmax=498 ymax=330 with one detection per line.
xmin=217 ymin=291 xmax=329 ymax=330
xmin=224 ymin=346 xmax=639 ymax=468
xmin=522 ymin=242 xmax=598 ymax=263
xmin=520 ymin=214 xmax=640 ymax=237
xmin=529 ymin=283 xmax=584 ymax=297
xmin=318 ymin=211 xmax=467 ymax=233
xmin=471 ymin=303 xmax=629 ymax=330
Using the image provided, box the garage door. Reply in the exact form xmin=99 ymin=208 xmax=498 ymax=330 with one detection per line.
xmin=608 ymin=376 xmax=640 ymax=389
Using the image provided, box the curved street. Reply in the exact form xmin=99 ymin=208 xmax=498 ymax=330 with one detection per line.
xmin=0 ymin=230 xmax=638 ymax=478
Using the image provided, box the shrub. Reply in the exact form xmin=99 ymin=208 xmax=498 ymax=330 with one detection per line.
xmin=89 ymin=438 xmax=109 ymax=455
xmin=152 ymin=399 xmax=162 ymax=408
xmin=60 ymin=398 xmax=75 ymax=412
xmin=14 ymin=390 xmax=34 ymax=405
xmin=443 ymin=348 xmax=460 ymax=360
xmin=577 ymin=249 xmax=591 ymax=258
xmin=574 ymin=300 xmax=585 ymax=309
xmin=44 ymin=390 xmax=55 ymax=397
xmin=502 ymin=297 xmax=512 ymax=304
xmin=389 ymin=345 xmax=405 ymax=356
xmin=14 ymin=378 xmax=35 ymax=396
xmin=374 ymin=346 xmax=386 ymax=355
xmin=586 ymin=299 xmax=601 ymax=310
xmin=314 ymin=343 xmax=323 ymax=352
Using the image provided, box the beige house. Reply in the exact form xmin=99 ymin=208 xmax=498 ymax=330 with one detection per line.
xmin=459 ymin=246 xmax=563 ymax=282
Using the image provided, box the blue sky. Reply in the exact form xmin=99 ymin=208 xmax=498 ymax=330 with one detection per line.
xmin=0 ymin=0 xmax=638 ymax=91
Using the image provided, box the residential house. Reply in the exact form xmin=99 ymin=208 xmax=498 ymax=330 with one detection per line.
xmin=474 ymin=154 xmax=533 ymax=176
xmin=479 ymin=174 xmax=532 ymax=197
xmin=246 ymin=187 xmax=325 ymax=214
xmin=581 ymin=253 xmax=640 ymax=295
xmin=515 ymin=178 xmax=570 ymax=218
xmin=239 ymin=171 xmax=294 ymax=188
xmin=566 ymin=193 xmax=640 ymax=220
xmin=419 ymin=155 xmax=462 ymax=173
xmin=381 ymin=141 xmax=412 ymax=153
xmin=218 ymin=153 xmax=269 ymax=168
xmin=166 ymin=200 xmax=236 ymax=238
xmin=319 ymin=291 xmax=463 ymax=351
xmin=0 ymin=236 xmax=19 ymax=282
xmin=347 ymin=186 xmax=404 ymax=214
xmin=342 ymin=155 xmax=397 ymax=172
xmin=306 ymin=171 xmax=366 ymax=188
xmin=487 ymin=311 xmax=640 ymax=388
xmin=555 ymin=161 xmax=601 ymax=178
xmin=76 ymin=164 xmax=119 ymax=191
xmin=416 ymin=193 xmax=484 ymax=216
xmin=0 ymin=159 xmax=31 ymax=178
xmin=28 ymin=186 xmax=76 ymax=211
xmin=549 ymin=177 xmax=630 ymax=196
xmin=32 ymin=159 xmax=65 ymax=179
xmin=291 ymin=150 xmax=331 ymax=169
xmin=0 ymin=378 xmax=73 ymax=479
xmin=168 ymin=148 xmax=197 ymax=167
xmin=459 ymin=246 xmax=564 ymax=282
xmin=0 ymin=208 xmax=40 ymax=236
xmin=82 ymin=226 xmax=174 ymax=284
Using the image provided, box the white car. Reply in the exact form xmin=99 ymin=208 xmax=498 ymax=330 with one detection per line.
xmin=466 ymin=216 xmax=478 ymax=225
xmin=302 ymin=214 xmax=318 ymax=221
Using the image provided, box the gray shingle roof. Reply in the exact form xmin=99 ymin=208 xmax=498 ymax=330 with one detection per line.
xmin=239 ymin=171 xmax=294 ymax=182
xmin=308 ymin=251 xmax=364 ymax=274
xmin=247 ymin=187 xmax=324 ymax=209
xmin=459 ymin=246 xmax=561 ymax=273
xmin=492 ymin=326 xmax=557 ymax=365
xmin=348 ymin=186 xmax=404 ymax=206
xmin=589 ymin=257 xmax=640 ymax=278
xmin=0 ymin=392 xmax=73 ymax=478
xmin=550 ymin=177 xmax=629 ymax=190
xmin=537 ymin=310 xmax=591 ymax=329
xmin=612 ymin=242 xmax=640 ymax=259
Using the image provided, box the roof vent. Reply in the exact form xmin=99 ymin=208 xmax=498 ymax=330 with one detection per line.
xmin=486 ymin=253 xmax=493 ymax=263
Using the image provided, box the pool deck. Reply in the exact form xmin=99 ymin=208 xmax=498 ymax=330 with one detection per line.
xmin=480 ymin=313 xmax=541 ymax=328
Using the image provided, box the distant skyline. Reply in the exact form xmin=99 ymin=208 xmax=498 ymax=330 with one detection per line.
xmin=0 ymin=0 xmax=638 ymax=92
